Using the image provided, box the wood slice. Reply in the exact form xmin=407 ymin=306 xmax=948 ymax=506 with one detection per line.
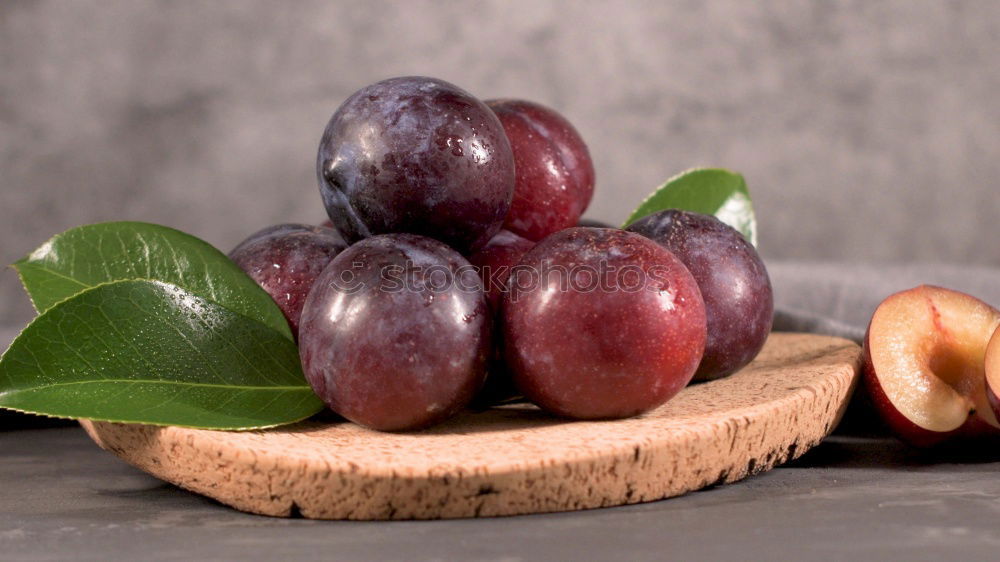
xmin=81 ymin=333 xmax=861 ymax=520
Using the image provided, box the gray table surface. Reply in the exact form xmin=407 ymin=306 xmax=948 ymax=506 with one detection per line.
xmin=2 ymin=426 xmax=999 ymax=561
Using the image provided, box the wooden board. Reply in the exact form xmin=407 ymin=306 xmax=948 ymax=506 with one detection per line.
xmin=81 ymin=333 xmax=861 ymax=520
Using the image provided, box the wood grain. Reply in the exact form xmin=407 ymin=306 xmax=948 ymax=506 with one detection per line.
xmin=81 ymin=332 xmax=861 ymax=520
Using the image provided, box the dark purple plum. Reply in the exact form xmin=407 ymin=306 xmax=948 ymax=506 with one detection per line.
xmin=485 ymin=99 xmax=595 ymax=241
xmin=318 ymin=77 xmax=515 ymax=254
xmin=503 ymin=227 xmax=706 ymax=419
xmin=299 ymin=233 xmax=491 ymax=431
xmin=467 ymin=229 xmax=535 ymax=405
xmin=229 ymin=223 xmax=347 ymax=339
xmin=627 ymin=210 xmax=773 ymax=380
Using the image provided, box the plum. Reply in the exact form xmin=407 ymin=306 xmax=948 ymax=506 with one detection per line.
xmin=467 ymin=229 xmax=535 ymax=311
xmin=627 ymin=210 xmax=773 ymax=380
xmin=503 ymin=227 xmax=706 ymax=419
xmin=228 ymin=223 xmax=347 ymax=339
xmin=317 ymin=77 xmax=515 ymax=254
xmin=865 ymin=285 xmax=1000 ymax=447
xmin=298 ymin=233 xmax=491 ymax=431
xmin=467 ymin=229 xmax=536 ymax=404
xmin=486 ymin=99 xmax=595 ymax=241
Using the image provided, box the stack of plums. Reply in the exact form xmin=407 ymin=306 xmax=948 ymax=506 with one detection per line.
xmin=228 ymin=76 xmax=774 ymax=431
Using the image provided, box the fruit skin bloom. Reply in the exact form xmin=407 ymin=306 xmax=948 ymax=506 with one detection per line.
xmin=503 ymin=227 xmax=707 ymax=420
xmin=317 ymin=76 xmax=515 ymax=255
xmin=298 ymin=233 xmax=491 ymax=432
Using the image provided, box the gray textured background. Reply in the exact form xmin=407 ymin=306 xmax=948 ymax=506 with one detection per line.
xmin=2 ymin=0 xmax=999 ymax=328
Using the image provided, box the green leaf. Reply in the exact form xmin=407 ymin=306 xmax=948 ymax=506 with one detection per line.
xmin=12 ymin=221 xmax=291 ymax=340
xmin=623 ymin=168 xmax=757 ymax=245
xmin=0 ymin=280 xmax=322 ymax=429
